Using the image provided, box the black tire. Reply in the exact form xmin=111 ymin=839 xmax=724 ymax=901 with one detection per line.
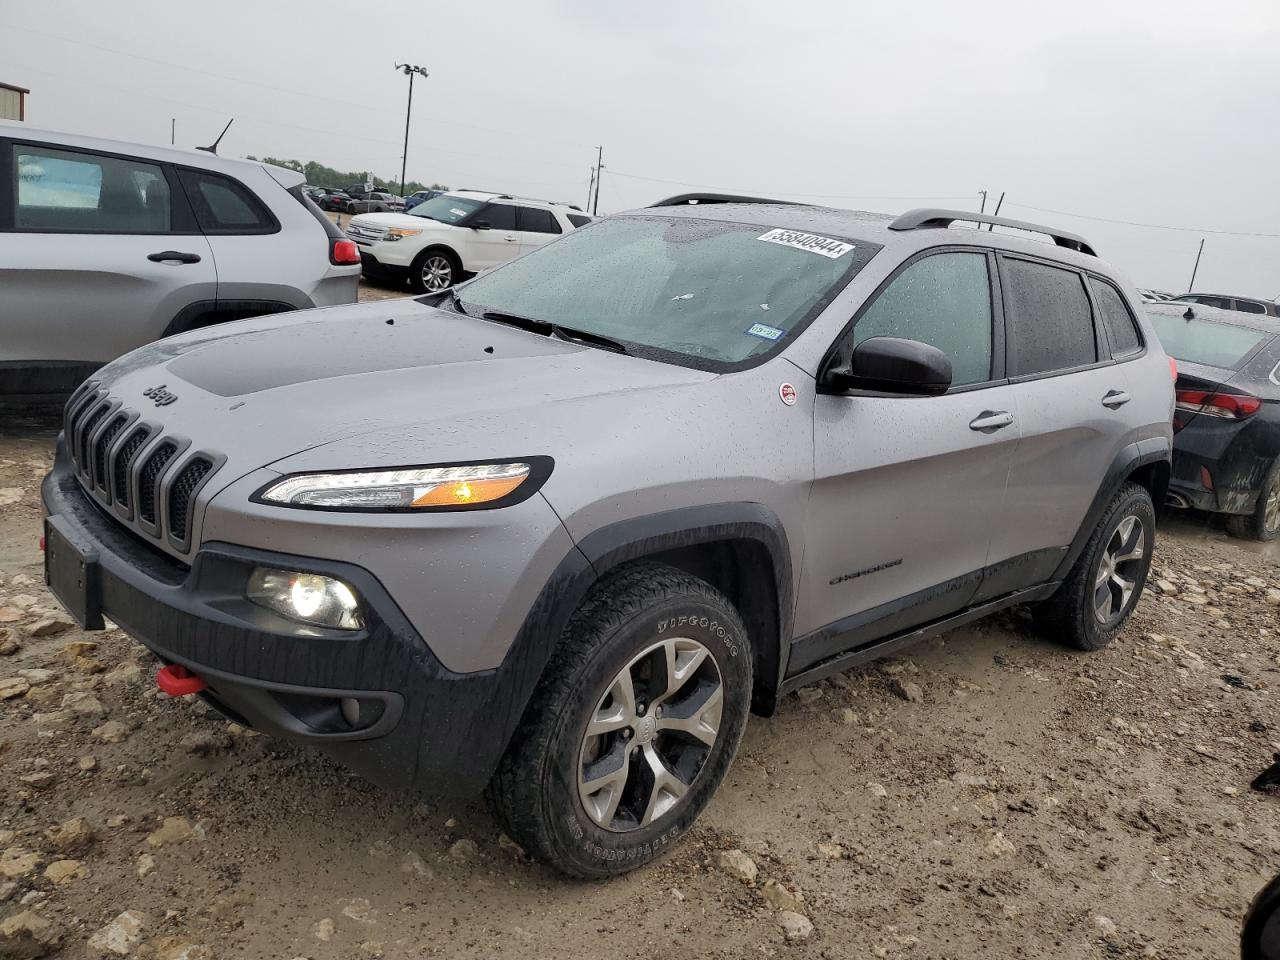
xmin=1040 ymin=482 xmax=1155 ymax=651
xmin=1225 ymin=459 xmax=1280 ymax=542
xmin=408 ymin=248 xmax=460 ymax=294
xmin=487 ymin=563 xmax=752 ymax=878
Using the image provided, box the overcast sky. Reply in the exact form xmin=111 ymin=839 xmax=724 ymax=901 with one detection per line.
xmin=3 ymin=0 xmax=1279 ymax=296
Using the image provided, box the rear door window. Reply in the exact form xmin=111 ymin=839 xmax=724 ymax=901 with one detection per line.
xmin=1233 ymin=299 xmax=1268 ymax=315
xmin=516 ymin=206 xmax=562 ymax=234
xmin=1088 ymin=277 xmax=1143 ymax=358
xmin=13 ymin=144 xmax=172 ymax=233
xmin=852 ymin=251 xmax=993 ymax=387
xmin=1003 ymin=258 xmax=1097 ymax=377
xmin=177 ymin=169 xmax=277 ymax=235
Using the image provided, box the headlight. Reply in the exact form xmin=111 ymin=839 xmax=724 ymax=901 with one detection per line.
xmin=246 ymin=567 xmax=363 ymax=630
xmin=384 ymin=227 xmax=422 ymax=242
xmin=257 ymin=461 xmax=536 ymax=511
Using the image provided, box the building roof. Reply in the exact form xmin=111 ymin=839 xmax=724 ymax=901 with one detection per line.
xmin=0 ymin=81 xmax=29 ymax=94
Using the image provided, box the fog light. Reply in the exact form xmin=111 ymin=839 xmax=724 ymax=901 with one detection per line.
xmin=246 ymin=567 xmax=363 ymax=630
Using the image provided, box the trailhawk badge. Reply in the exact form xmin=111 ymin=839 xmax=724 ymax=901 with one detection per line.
xmin=779 ymin=383 xmax=797 ymax=406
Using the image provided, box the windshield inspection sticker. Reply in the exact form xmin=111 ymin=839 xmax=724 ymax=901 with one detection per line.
xmin=757 ymin=228 xmax=854 ymax=259
xmin=746 ymin=322 xmax=784 ymax=341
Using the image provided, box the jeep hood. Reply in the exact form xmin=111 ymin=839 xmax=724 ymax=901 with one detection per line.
xmin=92 ymin=298 xmax=713 ymax=478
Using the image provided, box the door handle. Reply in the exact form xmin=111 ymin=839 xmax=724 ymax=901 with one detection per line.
xmin=1102 ymin=390 xmax=1132 ymax=409
xmin=969 ymin=410 xmax=1014 ymax=432
xmin=147 ymin=251 xmax=202 ymax=264
xmin=502 ymin=235 xmax=519 ymax=242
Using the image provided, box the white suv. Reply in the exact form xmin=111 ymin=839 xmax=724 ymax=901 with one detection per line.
xmin=346 ymin=190 xmax=591 ymax=292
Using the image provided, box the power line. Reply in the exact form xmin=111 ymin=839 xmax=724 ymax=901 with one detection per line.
xmin=1003 ymin=201 xmax=1280 ymax=240
xmin=604 ymin=169 xmax=974 ymax=202
xmin=5 ymin=23 xmax=596 ymax=152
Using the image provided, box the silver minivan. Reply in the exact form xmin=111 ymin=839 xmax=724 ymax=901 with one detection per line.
xmin=0 ymin=121 xmax=360 ymax=397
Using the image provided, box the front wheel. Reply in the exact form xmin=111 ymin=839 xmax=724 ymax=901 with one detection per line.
xmin=1226 ymin=459 xmax=1280 ymax=541
xmin=488 ymin=563 xmax=752 ymax=878
xmin=408 ymin=249 xmax=459 ymax=294
xmin=1040 ymin=482 xmax=1155 ymax=651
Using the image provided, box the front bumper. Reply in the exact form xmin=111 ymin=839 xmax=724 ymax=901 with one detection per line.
xmin=358 ymin=251 xmax=409 ymax=281
xmin=41 ymin=448 xmax=575 ymax=794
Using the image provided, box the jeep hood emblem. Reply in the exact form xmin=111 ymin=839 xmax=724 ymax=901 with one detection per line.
xmin=142 ymin=384 xmax=178 ymax=407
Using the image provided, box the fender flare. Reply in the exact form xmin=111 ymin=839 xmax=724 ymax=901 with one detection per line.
xmin=162 ymin=299 xmax=298 ymax=338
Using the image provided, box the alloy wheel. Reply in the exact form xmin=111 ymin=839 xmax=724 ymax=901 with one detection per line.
xmin=578 ymin=636 xmax=723 ymax=832
xmin=421 ymin=255 xmax=453 ymax=293
xmin=1093 ymin=514 xmax=1146 ymax=624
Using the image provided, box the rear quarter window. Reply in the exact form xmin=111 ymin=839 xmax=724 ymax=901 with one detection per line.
xmin=178 ymin=169 xmax=278 ymax=235
xmin=1089 ymin=277 xmax=1143 ymax=357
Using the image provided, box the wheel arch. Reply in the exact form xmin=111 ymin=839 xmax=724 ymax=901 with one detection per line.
xmin=162 ymin=299 xmax=298 ymax=338
xmin=1051 ymin=436 xmax=1171 ymax=583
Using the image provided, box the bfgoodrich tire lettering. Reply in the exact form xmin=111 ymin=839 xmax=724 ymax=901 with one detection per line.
xmin=487 ymin=562 xmax=751 ymax=878
xmin=1041 ymin=481 xmax=1155 ymax=651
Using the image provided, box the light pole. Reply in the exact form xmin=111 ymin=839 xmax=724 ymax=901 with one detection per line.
xmin=394 ymin=63 xmax=429 ymax=197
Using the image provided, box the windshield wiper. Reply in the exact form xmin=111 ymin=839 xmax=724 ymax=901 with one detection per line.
xmin=480 ymin=311 xmax=627 ymax=354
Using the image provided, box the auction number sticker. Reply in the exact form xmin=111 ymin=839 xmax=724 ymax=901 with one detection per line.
xmin=757 ymin=228 xmax=854 ymax=259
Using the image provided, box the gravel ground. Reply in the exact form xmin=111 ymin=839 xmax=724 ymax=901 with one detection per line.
xmin=1 ymin=401 xmax=1278 ymax=959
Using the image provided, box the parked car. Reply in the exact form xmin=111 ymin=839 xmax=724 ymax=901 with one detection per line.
xmin=309 ymin=188 xmax=349 ymax=212
xmin=0 ymin=121 xmax=361 ymax=398
xmin=1148 ymin=302 xmax=1280 ymax=539
xmin=348 ymin=190 xmax=588 ymax=292
xmin=42 ymin=198 xmax=1172 ymax=877
xmin=404 ymin=189 xmax=442 ymax=210
xmin=345 ymin=191 xmax=402 ymax=214
xmin=1171 ymin=293 xmax=1280 ymax=317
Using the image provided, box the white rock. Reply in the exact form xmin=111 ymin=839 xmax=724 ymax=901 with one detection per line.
xmin=778 ymin=911 xmax=814 ymax=941
xmin=984 ymin=830 xmax=1016 ymax=857
xmin=866 ymin=781 xmax=889 ymax=798
xmin=760 ymin=878 xmax=805 ymax=913
xmin=312 ymin=918 xmax=335 ymax=942
xmin=716 ymin=848 xmax=758 ymax=883
xmin=136 ymin=854 xmax=156 ymax=878
xmin=88 ymin=911 xmax=144 ymax=957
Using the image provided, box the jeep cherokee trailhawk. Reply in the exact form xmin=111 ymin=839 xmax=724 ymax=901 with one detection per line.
xmin=43 ymin=195 xmax=1174 ymax=877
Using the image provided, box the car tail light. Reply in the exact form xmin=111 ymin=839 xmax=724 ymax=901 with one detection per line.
xmin=1174 ymin=388 xmax=1262 ymax=420
xmin=330 ymin=238 xmax=360 ymax=265
xmin=1168 ymin=356 xmax=1178 ymax=382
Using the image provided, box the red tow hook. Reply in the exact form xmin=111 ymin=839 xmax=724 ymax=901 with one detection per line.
xmin=156 ymin=664 xmax=207 ymax=697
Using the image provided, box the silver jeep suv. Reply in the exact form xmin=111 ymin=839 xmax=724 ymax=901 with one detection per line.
xmin=42 ymin=195 xmax=1173 ymax=877
xmin=1 ymin=121 xmax=360 ymax=398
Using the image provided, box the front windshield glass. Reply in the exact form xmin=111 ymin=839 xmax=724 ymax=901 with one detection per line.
xmin=1148 ymin=311 xmax=1269 ymax=369
xmin=409 ymin=194 xmax=484 ymax=224
xmin=454 ymin=215 xmax=877 ymax=366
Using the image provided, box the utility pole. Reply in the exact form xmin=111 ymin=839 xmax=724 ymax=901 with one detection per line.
xmin=585 ymin=166 xmax=596 ymax=210
xmin=986 ymin=190 xmax=1005 ymax=230
xmin=1187 ymin=238 xmax=1206 ymax=293
xmin=591 ymin=146 xmax=603 ymax=216
xmin=978 ymin=190 xmax=987 ymax=215
xmin=395 ymin=63 xmax=429 ymax=196
xmin=170 ymin=118 xmax=175 ymax=146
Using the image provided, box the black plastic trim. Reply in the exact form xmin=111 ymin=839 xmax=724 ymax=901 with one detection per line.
xmin=649 ymin=192 xmax=801 ymax=207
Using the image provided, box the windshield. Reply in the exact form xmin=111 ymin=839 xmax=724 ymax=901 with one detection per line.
xmin=408 ymin=194 xmax=484 ymax=224
xmin=453 ymin=215 xmax=877 ymax=367
xmin=1148 ymin=311 xmax=1270 ymax=369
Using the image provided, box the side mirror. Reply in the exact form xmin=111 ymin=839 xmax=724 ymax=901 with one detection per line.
xmin=1243 ymin=872 xmax=1280 ymax=960
xmin=820 ymin=336 xmax=952 ymax=396
xmin=470 ymin=219 xmax=491 ymax=231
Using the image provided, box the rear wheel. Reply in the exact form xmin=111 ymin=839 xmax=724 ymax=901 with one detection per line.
xmin=488 ymin=563 xmax=751 ymax=878
xmin=1226 ymin=459 xmax=1280 ymax=541
xmin=409 ymin=248 xmax=459 ymax=294
xmin=1040 ymin=482 xmax=1155 ymax=651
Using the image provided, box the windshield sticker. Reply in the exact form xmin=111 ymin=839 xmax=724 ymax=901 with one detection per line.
xmin=450 ymin=207 xmax=468 ymax=217
xmin=746 ymin=322 xmax=784 ymax=341
xmin=757 ymin=228 xmax=854 ymax=259
xmin=670 ymin=293 xmax=695 ymax=301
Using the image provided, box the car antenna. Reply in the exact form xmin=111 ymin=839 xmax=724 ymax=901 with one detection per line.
xmin=195 ymin=119 xmax=234 ymax=155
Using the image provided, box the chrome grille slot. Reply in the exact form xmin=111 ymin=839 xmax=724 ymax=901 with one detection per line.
xmin=112 ymin=427 xmax=150 ymax=509
xmin=137 ymin=442 xmax=178 ymax=526
xmin=167 ymin=457 xmax=213 ymax=544
xmin=93 ymin=415 xmax=129 ymax=491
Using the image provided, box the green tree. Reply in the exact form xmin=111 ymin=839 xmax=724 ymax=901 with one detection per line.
xmin=246 ymin=155 xmax=447 ymax=196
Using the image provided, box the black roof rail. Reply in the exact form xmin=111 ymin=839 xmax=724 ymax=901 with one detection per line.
xmin=649 ymin=192 xmax=800 ymax=208
xmin=889 ymin=208 xmax=1097 ymax=257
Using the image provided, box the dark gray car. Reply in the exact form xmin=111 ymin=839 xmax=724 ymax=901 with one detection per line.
xmin=42 ymin=197 xmax=1173 ymax=876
